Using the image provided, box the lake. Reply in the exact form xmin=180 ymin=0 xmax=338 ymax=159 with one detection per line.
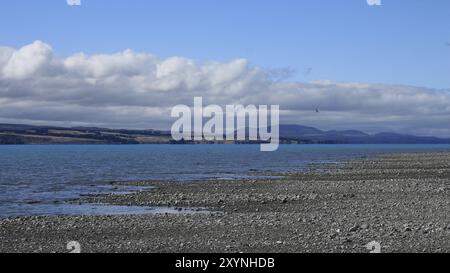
xmin=1 ymin=144 xmax=450 ymax=217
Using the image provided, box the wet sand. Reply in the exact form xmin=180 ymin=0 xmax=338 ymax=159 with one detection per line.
xmin=0 ymin=152 xmax=449 ymax=253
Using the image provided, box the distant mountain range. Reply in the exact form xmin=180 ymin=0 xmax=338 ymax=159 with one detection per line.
xmin=1 ymin=123 xmax=449 ymax=144
xmin=276 ymin=125 xmax=450 ymax=144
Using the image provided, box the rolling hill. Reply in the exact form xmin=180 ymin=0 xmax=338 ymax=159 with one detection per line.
xmin=1 ymin=123 xmax=450 ymax=144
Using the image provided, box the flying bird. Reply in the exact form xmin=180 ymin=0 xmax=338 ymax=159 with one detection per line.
xmin=304 ymin=68 xmax=313 ymax=77
xmin=315 ymin=108 xmax=320 ymax=113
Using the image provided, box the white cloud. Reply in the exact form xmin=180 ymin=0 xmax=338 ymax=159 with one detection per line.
xmin=2 ymin=41 xmax=54 ymax=79
xmin=0 ymin=41 xmax=450 ymax=136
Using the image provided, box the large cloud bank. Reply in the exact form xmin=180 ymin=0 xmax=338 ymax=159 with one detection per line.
xmin=1 ymin=41 xmax=449 ymax=136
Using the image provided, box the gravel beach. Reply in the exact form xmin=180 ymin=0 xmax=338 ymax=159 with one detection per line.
xmin=0 ymin=152 xmax=449 ymax=253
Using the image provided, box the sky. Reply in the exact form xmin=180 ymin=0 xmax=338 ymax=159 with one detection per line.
xmin=0 ymin=0 xmax=450 ymax=136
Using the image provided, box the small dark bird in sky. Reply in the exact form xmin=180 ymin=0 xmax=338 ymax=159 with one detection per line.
xmin=315 ymin=108 xmax=320 ymax=113
xmin=304 ymin=67 xmax=313 ymax=77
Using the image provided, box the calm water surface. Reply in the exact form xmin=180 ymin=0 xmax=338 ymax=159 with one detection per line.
xmin=1 ymin=144 xmax=449 ymax=217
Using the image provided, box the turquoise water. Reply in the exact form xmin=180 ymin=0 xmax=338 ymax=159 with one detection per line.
xmin=1 ymin=144 xmax=449 ymax=217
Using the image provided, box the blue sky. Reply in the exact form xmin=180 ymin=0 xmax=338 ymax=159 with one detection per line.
xmin=1 ymin=0 xmax=449 ymax=89
xmin=1 ymin=0 xmax=450 ymax=135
